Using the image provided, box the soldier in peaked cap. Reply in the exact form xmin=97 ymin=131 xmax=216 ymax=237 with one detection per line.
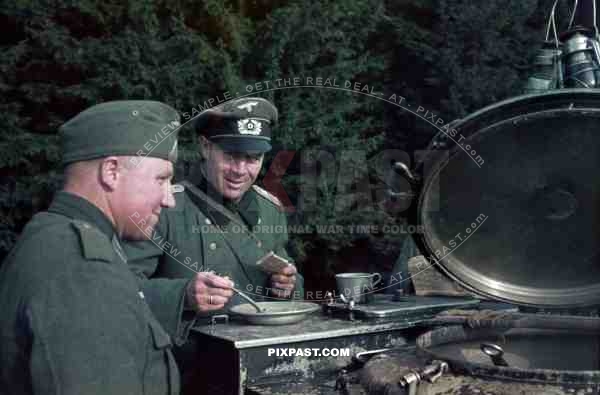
xmin=0 ymin=100 xmax=207 ymax=395
xmin=123 ymin=97 xmax=304 ymax=391
xmin=125 ymin=97 xmax=303 ymax=309
xmin=195 ymin=96 xmax=277 ymax=153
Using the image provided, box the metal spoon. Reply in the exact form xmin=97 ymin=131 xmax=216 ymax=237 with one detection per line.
xmin=231 ymin=286 xmax=266 ymax=313
xmin=205 ymin=270 xmax=265 ymax=313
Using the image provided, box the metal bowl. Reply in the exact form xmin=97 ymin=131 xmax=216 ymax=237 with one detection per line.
xmin=229 ymin=301 xmax=320 ymax=325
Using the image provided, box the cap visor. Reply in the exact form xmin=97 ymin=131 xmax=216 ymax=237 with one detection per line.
xmin=212 ymin=137 xmax=272 ymax=153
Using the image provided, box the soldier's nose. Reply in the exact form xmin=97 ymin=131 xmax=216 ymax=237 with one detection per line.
xmin=163 ymin=190 xmax=176 ymax=208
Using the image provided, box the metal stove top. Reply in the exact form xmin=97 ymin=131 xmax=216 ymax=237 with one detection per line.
xmin=192 ymin=295 xmax=486 ymax=348
xmin=325 ymin=294 xmax=481 ymax=320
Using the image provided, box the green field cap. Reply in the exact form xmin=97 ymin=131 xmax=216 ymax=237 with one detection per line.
xmin=60 ymin=100 xmax=180 ymax=165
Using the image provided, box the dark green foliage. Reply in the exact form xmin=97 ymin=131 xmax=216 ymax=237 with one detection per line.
xmin=433 ymin=0 xmax=542 ymax=116
xmin=1 ymin=0 xmax=555 ymax=269
xmin=250 ymin=0 xmax=390 ymax=263
xmin=0 ymin=0 xmax=249 ymax=255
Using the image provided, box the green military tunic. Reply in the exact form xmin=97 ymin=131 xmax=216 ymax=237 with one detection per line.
xmin=0 ymin=192 xmax=187 ymax=395
xmin=125 ymin=175 xmax=304 ymax=315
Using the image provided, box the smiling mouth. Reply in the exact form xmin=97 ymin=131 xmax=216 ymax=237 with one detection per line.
xmin=225 ymin=179 xmax=245 ymax=187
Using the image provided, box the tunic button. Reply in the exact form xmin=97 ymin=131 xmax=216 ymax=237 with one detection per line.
xmin=205 ymin=218 xmax=212 ymax=225
xmin=209 ymin=242 xmax=217 ymax=250
xmin=256 ymin=241 xmax=262 ymax=248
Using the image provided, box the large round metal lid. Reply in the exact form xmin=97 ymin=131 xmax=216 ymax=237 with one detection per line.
xmin=417 ymin=89 xmax=600 ymax=308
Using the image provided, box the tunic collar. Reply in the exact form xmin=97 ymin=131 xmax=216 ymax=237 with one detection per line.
xmin=48 ymin=191 xmax=116 ymax=240
xmin=188 ymin=172 xmax=260 ymax=228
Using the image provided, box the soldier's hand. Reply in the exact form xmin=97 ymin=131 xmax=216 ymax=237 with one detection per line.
xmin=269 ymin=264 xmax=297 ymax=299
xmin=186 ymin=272 xmax=234 ymax=312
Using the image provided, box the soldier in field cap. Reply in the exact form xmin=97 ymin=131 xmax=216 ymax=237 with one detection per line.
xmin=0 ymin=100 xmax=205 ymax=395
xmin=123 ymin=97 xmax=304 ymax=391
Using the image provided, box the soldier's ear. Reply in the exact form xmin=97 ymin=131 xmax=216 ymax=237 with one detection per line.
xmin=198 ymin=136 xmax=211 ymax=160
xmin=98 ymin=156 xmax=121 ymax=191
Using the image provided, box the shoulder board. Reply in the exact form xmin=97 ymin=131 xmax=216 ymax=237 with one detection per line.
xmin=168 ymin=184 xmax=186 ymax=210
xmin=252 ymin=185 xmax=283 ymax=210
xmin=70 ymin=220 xmax=114 ymax=262
xmin=171 ymin=184 xmax=185 ymax=194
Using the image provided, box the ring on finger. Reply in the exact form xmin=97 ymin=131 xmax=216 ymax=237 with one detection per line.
xmin=209 ymin=295 xmax=213 ymax=305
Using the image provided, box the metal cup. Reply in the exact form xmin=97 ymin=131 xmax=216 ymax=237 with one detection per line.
xmin=335 ymin=272 xmax=382 ymax=304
